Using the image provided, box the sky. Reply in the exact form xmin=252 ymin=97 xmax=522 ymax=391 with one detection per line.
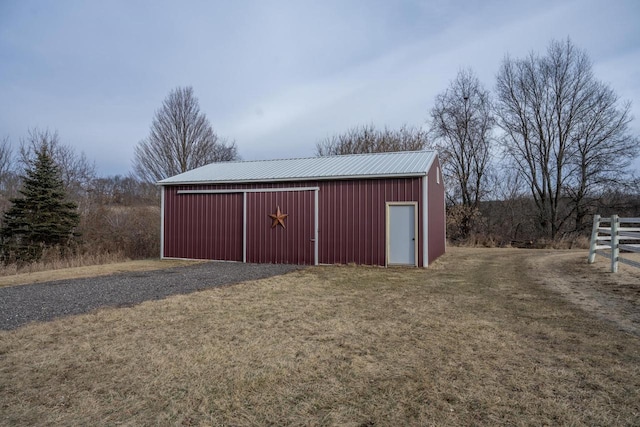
xmin=1 ymin=0 xmax=639 ymax=177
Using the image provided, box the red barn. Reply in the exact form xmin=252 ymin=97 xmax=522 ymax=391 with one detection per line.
xmin=158 ymin=151 xmax=445 ymax=267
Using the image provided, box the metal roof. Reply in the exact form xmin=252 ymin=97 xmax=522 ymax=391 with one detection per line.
xmin=158 ymin=150 xmax=437 ymax=185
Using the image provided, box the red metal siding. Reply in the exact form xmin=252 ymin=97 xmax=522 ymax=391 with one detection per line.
xmin=163 ymin=187 xmax=242 ymax=261
xmin=246 ymin=190 xmax=314 ymax=264
xmin=427 ymin=158 xmax=446 ymax=263
xmin=162 ymin=176 xmax=438 ymax=267
xmin=317 ymin=178 xmax=423 ymax=266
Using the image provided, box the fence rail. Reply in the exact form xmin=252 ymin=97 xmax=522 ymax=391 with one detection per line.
xmin=588 ymin=214 xmax=640 ymax=272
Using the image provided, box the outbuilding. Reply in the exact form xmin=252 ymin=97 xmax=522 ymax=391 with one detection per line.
xmin=158 ymin=150 xmax=445 ymax=267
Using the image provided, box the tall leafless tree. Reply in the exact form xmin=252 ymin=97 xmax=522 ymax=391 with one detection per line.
xmin=495 ymin=38 xmax=638 ymax=239
xmin=133 ymin=86 xmax=238 ymax=183
xmin=0 ymin=136 xmax=17 ymax=212
xmin=19 ymin=128 xmax=96 ymax=202
xmin=315 ymin=124 xmax=428 ymax=156
xmin=429 ymin=68 xmax=494 ymax=238
xmin=0 ymin=136 xmax=13 ymax=187
xmin=568 ymin=83 xmax=638 ymax=231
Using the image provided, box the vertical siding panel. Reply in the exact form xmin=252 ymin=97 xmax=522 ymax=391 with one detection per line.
xmin=335 ymin=181 xmax=339 ymax=264
xmin=256 ymin=192 xmax=262 ymax=263
xmin=295 ymin=192 xmax=300 ymax=264
xmin=324 ymin=182 xmax=329 ymax=264
xmin=179 ymin=193 xmax=185 ymax=257
xmin=327 ymin=181 xmax=332 ymax=264
xmin=360 ymin=181 xmax=365 ymax=264
xmin=228 ymin=192 xmax=232 ymax=259
xmin=328 ymin=181 xmax=333 ymax=264
xmin=221 ymin=193 xmax=227 ymax=258
xmin=234 ymin=194 xmax=239 ymax=260
xmin=247 ymin=193 xmax=253 ymax=263
xmin=364 ymin=181 xmax=370 ymax=265
xmin=357 ymin=182 xmax=362 ymax=264
xmin=198 ymin=194 xmax=202 ymax=258
xmin=268 ymin=192 xmax=272 ymax=263
xmin=187 ymin=194 xmax=193 ymax=258
xmin=335 ymin=181 xmax=340 ymax=264
xmin=318 ymin=182 xmax=326 ymax=264
xmin=198 ymin=195 xmax=203 ymax=258
xmin=378 ymin=180 xmax=384 ymax=265
xmin=203 ymin=195 xmax=209 ymax=258
xmin=258 ymin=192 xmax=262 ymax=264
xmin=258 ymin=192 xmax=264 ymax=264
xmin=303 ymin=191 xmax=307 ymax=265
xmin=339 ymin=182 xmax=345 ymax=263
xmin=195 ymin=194 xmax=201 ymax=258
xmin=299 ymin=191 xmax=303 ymax=265
xmin=189 ymin=195 xmax=195 ymax=258
xmin=268 ymin=192 xmax=272 ymax=264
xmin=331 ymin=182 xmax=337 ymax=264
xmin=352 ymin=181 xmax=357 ymax=264
xmin=323 ymin=182 xmax=329 ymax=264
xmin=163 ymin=190 xmax=242 ymax=261
xmin=252 ymin=192 xmax=258 ymax=263
xmin=173 ymin=189 xmax=178 ymax=257
xmin=297 ymin=192 xmax=302 ymax=264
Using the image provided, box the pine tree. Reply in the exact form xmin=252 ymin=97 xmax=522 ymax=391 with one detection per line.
xmin=0 ymin=144 xmax=79 ymax=265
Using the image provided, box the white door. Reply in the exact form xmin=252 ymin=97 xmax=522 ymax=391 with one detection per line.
xmin=387 ymin=203 xmax=417 ymax=266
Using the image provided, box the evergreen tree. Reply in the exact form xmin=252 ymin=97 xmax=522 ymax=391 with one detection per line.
xmin=0 ymin=144 xmax=79 ymax=264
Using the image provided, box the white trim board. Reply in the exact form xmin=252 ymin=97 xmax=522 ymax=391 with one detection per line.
xmin=177 ymin=187 xmax=319 ymax=194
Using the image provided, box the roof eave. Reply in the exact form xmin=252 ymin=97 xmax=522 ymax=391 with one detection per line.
xmin=157 ymin=172 xmax=428 ymax=186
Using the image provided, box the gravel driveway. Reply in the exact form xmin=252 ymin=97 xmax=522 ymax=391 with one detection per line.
xmin=0 ymin=262 xmax=300 ymax=330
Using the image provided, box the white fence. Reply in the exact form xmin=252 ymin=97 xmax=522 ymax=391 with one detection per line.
xmin=588 ymin=214 xmax=640 ymax=272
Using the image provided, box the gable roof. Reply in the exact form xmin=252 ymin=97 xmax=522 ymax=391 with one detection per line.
xmin=158 ymin=150 xmax=437 ymax=185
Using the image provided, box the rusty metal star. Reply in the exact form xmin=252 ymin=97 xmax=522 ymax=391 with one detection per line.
xmin=268 ymin=206 xmax=288 ymax=229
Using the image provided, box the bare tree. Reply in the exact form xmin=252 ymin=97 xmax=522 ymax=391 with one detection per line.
xmin=19 ymin=128 xmax=96 ymax=201
xmin=429 ymin=68 xmax=494 ymax=238
xmin=495 ymin=38 xmax=638 ymax=239
xmin=0 ymin=136 xmax=18 ymax=212
xmin=567 ymin=84 xmax=638 ymax=232
xmin=0 ymin=136 xmax=13 ymax=182
xmin=90 ymin=174 xmax=158 ymax=206
xmin=315 ymin=124 xmax=428 ymax=156
xmin=133 ymin=86 xmax=238 ymax=182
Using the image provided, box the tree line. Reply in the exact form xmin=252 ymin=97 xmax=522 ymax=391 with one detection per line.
xmin=1 ymin=38 xmax=638 ymax=268
xmin=317 ymin=38 xmax=639 ymax=245
xmin=0 ymin=87 xmax=238 ymax=267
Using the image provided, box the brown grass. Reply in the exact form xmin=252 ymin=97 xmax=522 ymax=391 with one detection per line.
xmin=1 ymin=248 xmax=639 ymax=426
xmin=0 ymin=258 xmax=203 ymax=288
xmin=0 ymin=250 xmax=129 ymax=278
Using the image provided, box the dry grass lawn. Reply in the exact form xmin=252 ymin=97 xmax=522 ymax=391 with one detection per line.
xmin=1 ymin=248 xmax=639 ymax=426
xmin=0 ymin=259 xmax=203 ymax=288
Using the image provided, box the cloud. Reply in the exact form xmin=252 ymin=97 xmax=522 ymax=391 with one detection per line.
xmin=0 ymin=0 xmax=638 ymax=173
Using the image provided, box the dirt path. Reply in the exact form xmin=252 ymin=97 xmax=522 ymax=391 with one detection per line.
xmin=526 ymin=250 xmax=640 ymax=336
